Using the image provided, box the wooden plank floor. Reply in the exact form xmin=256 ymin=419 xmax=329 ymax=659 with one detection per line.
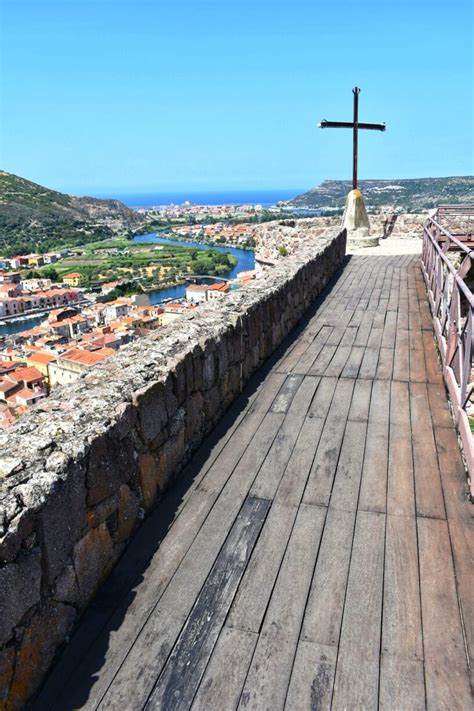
xmin=35 ymin=255 xmax=473 ymax=711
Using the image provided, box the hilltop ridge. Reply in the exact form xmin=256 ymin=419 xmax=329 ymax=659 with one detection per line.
xmin=287 ymin=176 xmax=474 ymax=212
xmin=0 ymin=171 xmax=143 ymax=256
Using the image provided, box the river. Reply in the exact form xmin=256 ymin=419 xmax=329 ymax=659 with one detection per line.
xmin=132 ymin=233 xmax=255 ymax=305
xmin=0 ymin=235 xmax=255 ymax=336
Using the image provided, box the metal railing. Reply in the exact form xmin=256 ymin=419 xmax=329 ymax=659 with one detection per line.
xmin=421 ymin=205 xmax=474 ymax=498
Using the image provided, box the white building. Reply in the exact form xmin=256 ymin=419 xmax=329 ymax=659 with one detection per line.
xmin=185 ymin=284 xmax=209 ymax=303
xmin=104 ymin=300 xmax=130 ymax=323
xmin=21 ymin=278 xmax=52 ymax=291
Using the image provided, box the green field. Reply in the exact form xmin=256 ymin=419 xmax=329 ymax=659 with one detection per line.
xmin=22 ymin=239 xmax=237 ymax=290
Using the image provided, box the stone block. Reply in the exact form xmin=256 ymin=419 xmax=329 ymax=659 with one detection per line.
xmin=203 ymin=384 xmax=220 ymax=426
xmin=0 ymin=550 xmax=41 ymax=647
xmin=114 ymin=402 xmax=137 ymax=439
xmin=114 ymin=484 xmax=139 ymax=544
xmin=183 ymin=352 xmax=194 ymax=392
xmin=133 ymin=382 xmax=168 ymax=445
xmin=7 ymin=601 xmax=76 ymax=710
xmin=173 ymin=360 xmax=186 ymax=405
xmin=53 ymin=562 xmax=79 ymax=605
xmin=86 ymin=430 xmax=136 ymax=506
xmin=185 ymin=391 xmax=204 ymax=444
xmin=155 ymin=432 xmax=185 ymax=492
xmin=164 ymin=375 xmax=178 ymax=418
xmin=37 ymin=464 xmax=86 ymax=584
xmin=0 ymin=510 xmax=34 ymax=565
xmin=202 ymin=350 xmax=216 ymax=390
xmin=0 ymin=646 xmax=15 ymax=706
xmin=192 ymin=346 xmax=203 ymax=390
xmin=87 ymin=493 xmax=119 ymax=529
xmin=216 ymin=341 xmax=228 ymax=379
xmin=138 ymin=453 xmax=159 ymax=510
xmin=73 ymin=524 xmax=114 ymax=606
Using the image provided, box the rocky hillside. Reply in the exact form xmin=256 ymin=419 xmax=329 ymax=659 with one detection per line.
xmin=287 ymin=176 xmax=474 ymax=212
xmin=0 ymin=171 xmax=144 ymax=256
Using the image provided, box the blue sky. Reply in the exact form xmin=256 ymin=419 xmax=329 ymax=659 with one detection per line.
xmin=1 ymin=0 xmax=473 ymax=195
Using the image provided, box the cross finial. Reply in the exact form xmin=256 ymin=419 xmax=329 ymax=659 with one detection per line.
xmin=318 ymin=87 xmax=385 ymax=190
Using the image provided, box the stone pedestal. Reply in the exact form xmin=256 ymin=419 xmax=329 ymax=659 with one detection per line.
xmin=342 ymin=189 xmax=379 ymax=248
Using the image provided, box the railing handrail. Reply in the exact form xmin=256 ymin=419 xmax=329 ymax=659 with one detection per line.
xmin=422 ymin=205 xmax=474 ymax=499
xmin=428 ymin=215 xmax=474 ymax=254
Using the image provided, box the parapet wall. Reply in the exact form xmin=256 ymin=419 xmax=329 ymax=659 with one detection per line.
xmin=0 ymin=227 xmax=346 ymax=708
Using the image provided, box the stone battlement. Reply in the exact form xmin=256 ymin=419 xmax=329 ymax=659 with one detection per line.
xmin=0 ymin=227 xmax=346 ymax=707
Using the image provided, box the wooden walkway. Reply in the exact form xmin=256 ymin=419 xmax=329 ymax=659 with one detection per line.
xmin=36 ymin=254 xmax=473 ymax=710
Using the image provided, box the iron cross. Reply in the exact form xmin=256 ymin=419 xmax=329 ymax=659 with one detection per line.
xmin=318 ymin=87 xmax=386 ymax=190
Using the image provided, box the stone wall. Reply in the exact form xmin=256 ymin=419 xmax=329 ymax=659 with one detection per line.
xmin=0 ymin=227 xmax=346 ymax=708
xmin=253 ymin=214 xmax=424 ymax=266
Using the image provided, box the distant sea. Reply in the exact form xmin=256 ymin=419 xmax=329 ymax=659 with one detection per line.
xmin=98 ymin=189 xmax=302 ymax=209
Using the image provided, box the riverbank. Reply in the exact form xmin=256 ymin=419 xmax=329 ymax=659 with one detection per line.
xmin=0 ymin=235 xmax=255 ymax=336
xmin=132 ymin=233 xmax=255 ymax=284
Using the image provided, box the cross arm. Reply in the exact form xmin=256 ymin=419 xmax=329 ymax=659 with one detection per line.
xmin=318 ymin=120 xmax=386 ymax=131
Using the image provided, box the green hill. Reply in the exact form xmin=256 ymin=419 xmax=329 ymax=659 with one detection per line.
xmin=0 ymin=171 xmax=144 ymax=257
xmin=287 ymin=176 xmax=474 ymax=212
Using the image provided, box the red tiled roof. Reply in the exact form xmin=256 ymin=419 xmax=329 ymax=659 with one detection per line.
xmin=27 ymin=352 xmax=57 ymax=365
xmin=8 ymin=366 xmax=44 ymax=383
xmin=61 ymin=347 xmax=115 ymax=366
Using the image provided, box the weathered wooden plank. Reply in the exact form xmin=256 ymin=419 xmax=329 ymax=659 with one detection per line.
xmin=199 ymin=411 xmax=285 ymax=494
xmin=435 ymin=426 xmax=474 ymax=679
xmin=306 ymin=343 xmax=337 ymax=376
xmin=227 ymin=501 xmax=298 ymax=633
xmin=325 ymin=419 xmax=367 ymax=510
xmin=379 ymin=655 xmax=425 ymax=710
xmin=393 ymin=328 xmax=410 ymax=381
xmin=291 ymin=326 xmax=334 ymax=375
xmin=246 ymin=371 xmax=287 ymax=414
xmin=273 ymin=377 xmax=338 ymax=506
xmin=353 ymin=312 xmax=374 ymax=346
xmin=237 ymin=504 xmax=326 ymax=711
xmin=375 ymin=347 xmax=394 ymax=380
xmin=380 ymin=311 xmax=397 ymax=348
xmin=324 ymin=325 xmax=346 ymax=347
xmin=359 ymin=425 xmax=389 ymax=516
xmin=347 ymin=379 xmax=372 ymax=422
xmin=191 ymin=626 xmax=257 ymax=711
xmin=387 ymin=381 xmax=415 ymax=517
xmin=409 ymin=327 xmax=424 ymax=350
xmin=331 ymin=510 xmax=385 ymax=710
xmin=422 ymin=330 xmax=443 ymax=383
xmin=301 ymin=507 xmax=355 ymax=647
xmin=274 ymin=334 xmax=318 ymax=374
xmin=409 ymin=342 xmax=427 ymax=382
xmin=427 ymin=382 xmax=452 ymax=428
xmin=146 ymin=497 xmax=270 ymax=710
xmin=302 ymin=379 xmax=355 ymax=507
xmin=322 ymin=344 xmax=352 ymax=377
xmin=367 ymin=327 xmax=383 ymax=350
xmin=284 ymin=642 xmax=337 ymax=711
xmin=408 ymin=305 xmax=422 ymax=333
xmin=358 ymin=345 xmax=380 ymax=379
xmin=269 ymin=374 xmax=304 ymax=413
xmin=382 ymin=514 xmax=423 ymax=660
xmin=251 ymin=376 xmax=320 ymax=500
xmin=339 ymin=326 xmax=359 ymax=347
xmin=410 ymin=382 xmax=446 ymax=519
xmin=418 ymin=517 xmax=472 ymax=710
xmin=372 ymin=309 xmax=387 ymax=328
xmin=340 ymin=345 xmax=365 ymax=378
xmin=420 ymin=302 xmax=433 ymax=331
